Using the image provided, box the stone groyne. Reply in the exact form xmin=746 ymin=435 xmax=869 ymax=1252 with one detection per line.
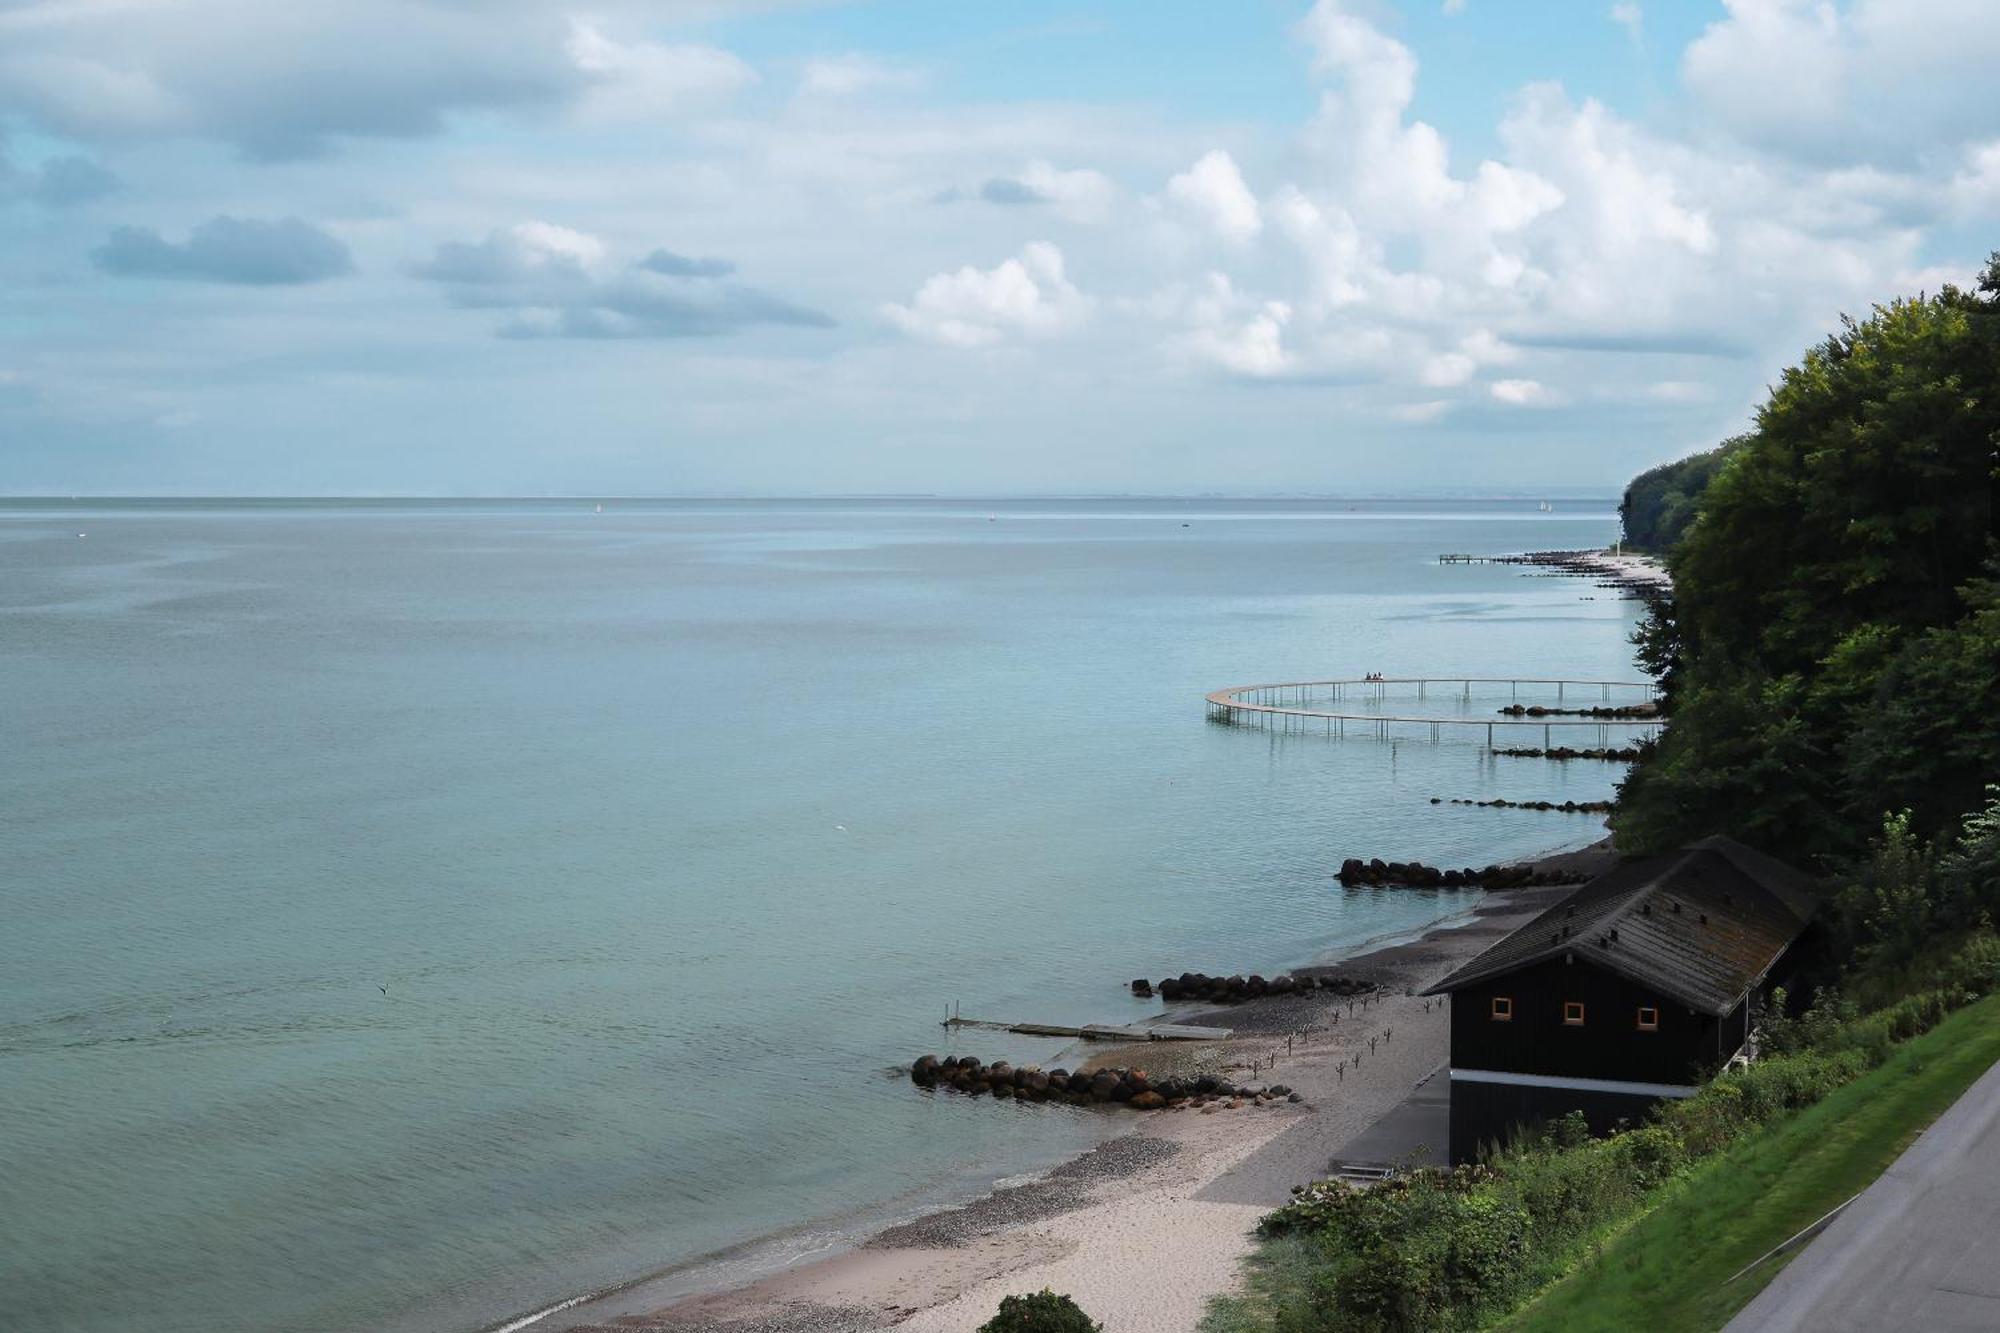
xmin=910 ymin=1056 xmax=1300 ymax=1110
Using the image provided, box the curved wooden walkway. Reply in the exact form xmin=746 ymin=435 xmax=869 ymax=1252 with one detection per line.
xmin=1204 ymin=676 xmax=1662 ymax=747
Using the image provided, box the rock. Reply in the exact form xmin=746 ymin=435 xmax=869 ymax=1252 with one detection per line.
xmin=911 ymin=1055 xmax=941 ymax=1085
xmin=991 ymin=1082 xmax=1014 ymax=1100
xmin=1130 ymin=1090 xmax=1166 ymax=1110
xmin=1131 ymin=978 xmax=1153 ymax=997
xmin=1288 ymin=1092 xmax=1304 ymax=1103
xmin=1089 ymin=1072 xmax=1120 ymax=1101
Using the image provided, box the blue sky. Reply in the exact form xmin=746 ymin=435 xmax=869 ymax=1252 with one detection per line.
xmin=0 ymin=0 xmax=1995 ymax=495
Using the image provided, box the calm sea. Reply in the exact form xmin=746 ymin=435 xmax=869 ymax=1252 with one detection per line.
xmin=0 ymin=498 xmax=1648 ymax=1332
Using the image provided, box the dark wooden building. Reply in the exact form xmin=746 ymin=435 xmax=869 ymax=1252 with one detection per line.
xmin=1424 ymin=836 xmax=1815 ymax=1164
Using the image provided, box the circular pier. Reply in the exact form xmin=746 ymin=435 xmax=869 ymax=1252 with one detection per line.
xmin=1203 ymin=676 xmax=1662 ymax=748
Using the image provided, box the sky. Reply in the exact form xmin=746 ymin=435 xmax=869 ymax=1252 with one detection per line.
xmin=0 ymin=0 xmax=1996 ymax=496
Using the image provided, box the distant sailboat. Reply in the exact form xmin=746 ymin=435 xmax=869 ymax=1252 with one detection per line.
xmin=595 ymin=503 xmax=603 ymax=514
xmin=1538 ymin=500 xmax=1554 ymax=513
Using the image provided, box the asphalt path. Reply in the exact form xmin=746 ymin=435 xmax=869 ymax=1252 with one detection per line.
xmin=1725 ymin=1054 xmax=2000 ymax=1331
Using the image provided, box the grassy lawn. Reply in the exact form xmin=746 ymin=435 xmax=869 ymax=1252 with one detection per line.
xmin=1497 ymin=992 xmax=2000 ymax=1333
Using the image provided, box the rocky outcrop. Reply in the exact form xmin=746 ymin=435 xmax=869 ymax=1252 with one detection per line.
xmin=910 ymin=1055 xmax=1302 ymax=1109
xmin=1495 ymin=702 xmax=1657 ymax=719
xmin=1492 ymin=745 xmax=1641 ymax=761
xmin=1431 ymin=797 xmax=1616 ymax=814
xmin=1336 ymin=857 xmax=1588 ymax=889
xmin=1152 ymin=971 xmax=1374 ymax=1003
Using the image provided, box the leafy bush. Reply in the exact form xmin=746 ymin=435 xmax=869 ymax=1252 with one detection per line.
xmin=979 ymin=1289 xmax=1102 ymax=1333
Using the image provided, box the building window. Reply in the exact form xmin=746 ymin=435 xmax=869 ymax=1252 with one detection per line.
xmin=1490 ymin=996 xmax=1513 ymax=1022
xmin=1637 ymin=1006 xmax=1660 ymax=1031
xmin=1563 ymin=1001 xmax=1586 ymax=1026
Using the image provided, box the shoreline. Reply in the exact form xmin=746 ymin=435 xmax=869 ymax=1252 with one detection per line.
xmin=532 ymin=837 xmax=1619 ymax=1333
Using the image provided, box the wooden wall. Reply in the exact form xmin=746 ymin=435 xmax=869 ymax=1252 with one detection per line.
xmin=1446 ymin=956 xmax=1745 ymax=1086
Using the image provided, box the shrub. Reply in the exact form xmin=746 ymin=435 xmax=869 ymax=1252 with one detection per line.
xmin=979 ymin=1289 xmax=1102 ymax=1333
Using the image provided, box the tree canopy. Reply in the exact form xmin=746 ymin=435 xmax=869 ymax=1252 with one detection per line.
xmin=1613 ymin=256 xmax=2000 ymax=863
xmin=1619 ymin=438 xmax=1743 ymax=554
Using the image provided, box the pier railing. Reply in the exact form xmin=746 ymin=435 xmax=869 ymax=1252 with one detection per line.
xmin=1203 ymin=676 xmax=1662 ymax=748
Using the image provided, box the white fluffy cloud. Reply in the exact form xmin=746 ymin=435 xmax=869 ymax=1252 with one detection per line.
xmin=566 ymin=21 xmax=754 ymax=124
xmin=883 ymin=242 xmax=1088 ymax=347
xmin=1111 ymin=0 xmax=1947 ymax=417
xmin=1490 ymin=378 xmax=1552 ymax=406
xmin=1166 ymin=150 xmax=1262 ymax=243
xmin=1165 ymin=274 xmax=1293 ymax=377
xmin=1684 ymin=0 xmax=2000 ymax=164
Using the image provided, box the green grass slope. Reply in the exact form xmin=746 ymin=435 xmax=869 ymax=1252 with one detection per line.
xmin=1499 ymin=992 xmax=2000 ymax=1333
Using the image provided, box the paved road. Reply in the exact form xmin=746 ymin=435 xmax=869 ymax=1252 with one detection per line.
xmin=1725 ymin=1054 xmax=2000 ymax=1332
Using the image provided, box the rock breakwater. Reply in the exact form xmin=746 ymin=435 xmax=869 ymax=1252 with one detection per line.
xmin=1149 ymin=971 xmax=1375 ymax=1003
xmin=910 ymin=1055 xmax=1301 ymax=1110
xmin=1431 ymin=796 xmax=1616 ymax=814
xmin=1336 ymin=857 xmax=1588 ymax=889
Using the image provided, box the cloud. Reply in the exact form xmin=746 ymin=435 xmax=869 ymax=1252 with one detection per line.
xmin=975 ymin=160 xmax=1117 ymax=221
xmin=1167 ymin=274 xmax=1292 ymax=377
xmin=1610 ymin=2 xmax=1643 ymax=35
xmin=638 ymin=249 xmax=736 ymax=279
xmin=414 ymin=222 xmax=831 ymax=338
xmin=92 ymin=215 xmax=353 ymax=284
xmin=980 ymin=177 xmax=1046 ymax=206
xmin=0 ymin=3 xmax=754 ymax=159
xmin=1683 ymin=0 xmax=2000 ymax=165
xmin=1489 ymin=378 xmax=1553 ymax=405
xmin=1392 ymin=399 xmax=1453 ymax=422
xmin=33 ymin=154 xmax=117 ymax=206
xmin=565 ymin=20 xmax=753 ymax=124
xmin=0 ymin=132 xmax=118 ymax=207
xmin=412 ymin=221 xmax=605 ymax=285
xmin=883 ymin=242 xmax=1087 ymax=347
xmin=1166 ymin=149 xmax=1261 ymax=242
xmin=797 ymin=54 xmax=921 ymax=99
xmin=972 ymin=162 xmax=1128 ymax=222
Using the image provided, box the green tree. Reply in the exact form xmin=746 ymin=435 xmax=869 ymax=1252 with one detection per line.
xmin=1619 ymin=437 xmax=1744 ymax=553
xmin=1614 ymin=254 xmax=2000 ymax=861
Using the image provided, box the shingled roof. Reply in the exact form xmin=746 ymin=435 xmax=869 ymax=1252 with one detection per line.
xmin=1423 ymin=836 xmax=1817 ymax=1016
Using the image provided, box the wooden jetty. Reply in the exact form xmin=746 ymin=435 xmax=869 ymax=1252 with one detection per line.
xmin=1203 ymin=676 xmax=1662 ymax=749
xmin=944 ymin=1016 xmax=1233 ymax=1042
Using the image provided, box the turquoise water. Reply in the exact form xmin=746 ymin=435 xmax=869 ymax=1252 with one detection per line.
xmin=0 ymin=499 xmax=1647 ymax=1333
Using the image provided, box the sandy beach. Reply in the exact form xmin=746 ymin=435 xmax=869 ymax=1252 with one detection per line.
xmin=544 ymin=845 xmax=1612 ymax=1333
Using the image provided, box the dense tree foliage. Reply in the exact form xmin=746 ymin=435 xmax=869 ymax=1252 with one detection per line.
xmin=1618 ymin=438 xmax=1743 ymax=553
xmin=1613 ymin=256 xmax=2000 ymax=863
